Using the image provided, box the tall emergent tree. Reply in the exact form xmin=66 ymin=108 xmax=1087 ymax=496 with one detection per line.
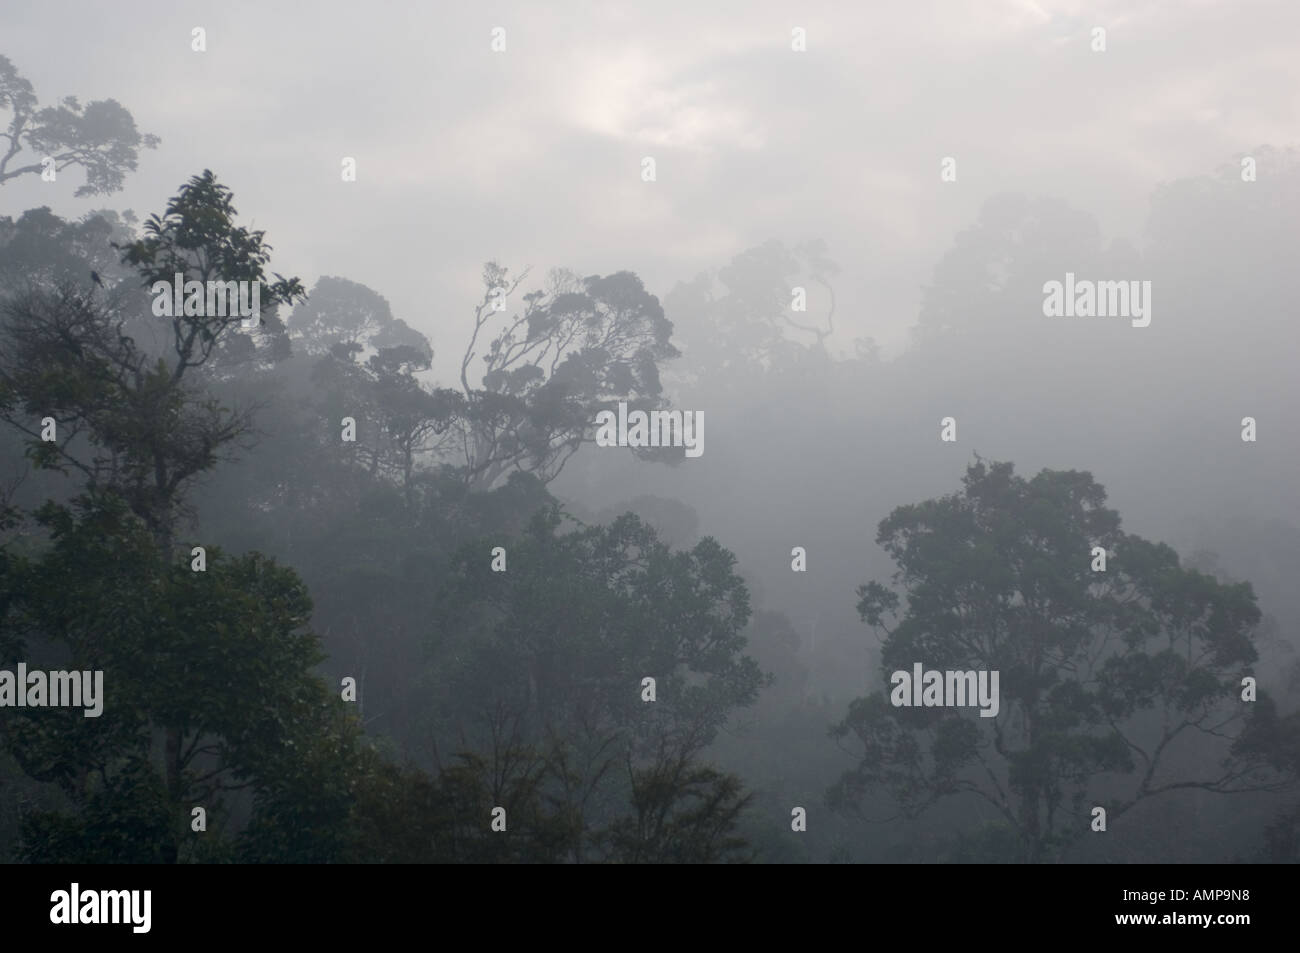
xmin=0 ymin=172 xmax=320 ymax=861
xmin=457 ymin=263 xmax=680 ymax=489
xmin=0 ymin=170 xmax=306 ymax=552
xmin=830 ymin=459 xmax=1296 ymax=863
xmin=0 ymin=53 xmax=159 ymax=195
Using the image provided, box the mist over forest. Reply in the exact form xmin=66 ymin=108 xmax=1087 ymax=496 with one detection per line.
xmin=1 ymin=3 xmax=1298 ymax=869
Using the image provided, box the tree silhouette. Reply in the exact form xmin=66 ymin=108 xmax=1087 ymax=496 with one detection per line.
xmin=831 ymin=459 xmax=1295 ymax=862
xmin=0 ymin=54 xmax=158 ymax=196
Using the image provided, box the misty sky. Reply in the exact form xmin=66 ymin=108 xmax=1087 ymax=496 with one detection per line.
xmin=4 ymin=0 xmax=1297 ymax=375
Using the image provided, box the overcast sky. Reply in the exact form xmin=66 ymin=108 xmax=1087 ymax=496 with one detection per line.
xmin=4 ymin=0 xmax=1298 ymax=373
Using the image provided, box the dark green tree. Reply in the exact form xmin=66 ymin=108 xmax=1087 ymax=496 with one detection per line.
xmin=0 ymin=175 xmax=349 ymax=863
xmin=115 ymin=169 xmax=306 ymax=372
xmin=0 ymin=496 xmax=354 ymax=863
xmin=0 ymin=171 xmax=306 ymax=552
xmin=430 ymin=506 xmax=766 ymax=861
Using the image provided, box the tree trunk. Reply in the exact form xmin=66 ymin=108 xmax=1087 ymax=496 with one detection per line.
xmin=153 ymin=484 xmax=182 ymax=862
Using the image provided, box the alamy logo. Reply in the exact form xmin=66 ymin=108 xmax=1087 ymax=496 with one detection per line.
xmin=0 ymin=664 xmax=103 ymax=717
xmin=1042 ymin=272 xmax=1151 ymax=327
xmin=594 ymin=402 xmax=704 ymax=458
xmin=890 ymin=663 xmax=1000 ymax=718
xmin=151 ymin=273 xmax=261 ymax=328
xmin=50 ymin=883 xmax=151 ymax=933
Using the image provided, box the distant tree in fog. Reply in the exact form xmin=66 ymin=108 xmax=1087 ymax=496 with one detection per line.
xmin=831 ymin=459 xmax=1296 ymax=863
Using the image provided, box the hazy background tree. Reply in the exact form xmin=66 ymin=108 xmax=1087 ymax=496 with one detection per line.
xmin=456 ymin=263 xmax=681 ymax=489
xmin=830 ymin=459 xmax=1297 ymax=862
xmin=0 ymin=53 xmax=158 ymax=195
